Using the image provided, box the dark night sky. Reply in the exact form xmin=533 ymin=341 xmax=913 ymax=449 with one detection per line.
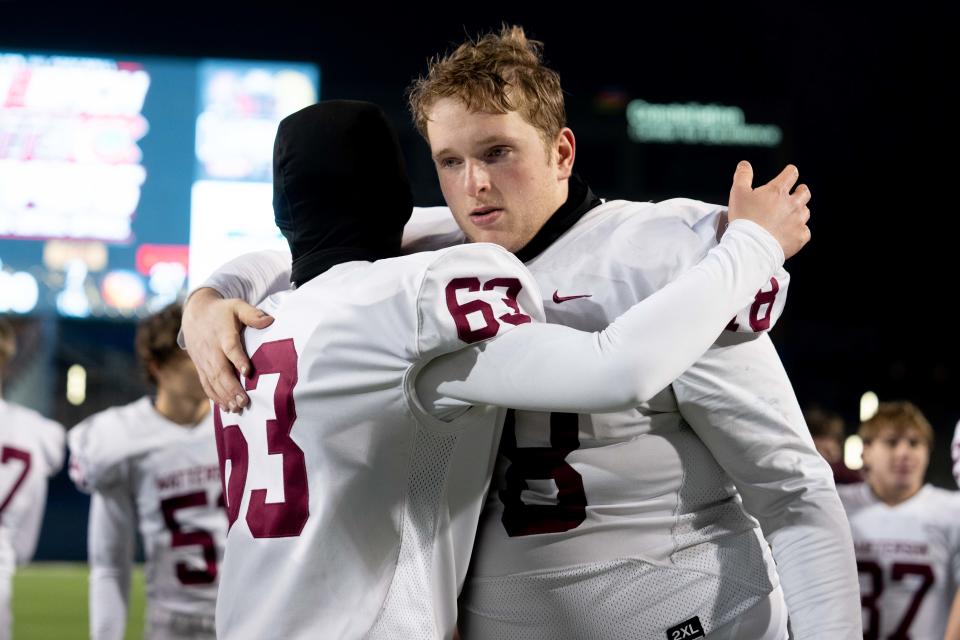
xmin=2 ymin=2 xmax=959 ymax=473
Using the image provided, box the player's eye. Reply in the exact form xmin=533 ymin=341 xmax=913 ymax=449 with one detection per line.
xmin=485 ymin=146 xmax=511 ymax=161
xmin=437 ymin=157 xmax=461 ymax=169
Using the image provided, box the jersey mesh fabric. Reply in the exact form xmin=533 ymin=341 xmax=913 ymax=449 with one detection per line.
xmin=369 ymin=425 xmax=459 ymax=639
xmin=668 ymin=421 xmax=775 ymax=630
xmin=461 ymin=557 xmax=758 ymax=640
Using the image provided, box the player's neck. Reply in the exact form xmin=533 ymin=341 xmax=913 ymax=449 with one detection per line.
xmin=154 ymin=390 xmax=209 ymax=426
xmin=869 ymin=480 xmax=923 ymax=507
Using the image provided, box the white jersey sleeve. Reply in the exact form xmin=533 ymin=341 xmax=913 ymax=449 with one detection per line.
xmin=177 ymin=248 xmax=293 ymax=351
xmin=414 ymin=242 xmax=546 ymax=360
xmin=417 ymin=219 xmax=785 ymax=414
xmin=191 ymin=248 xmax=292 ymax=308
xmin=68 ymin=414 xmax=133 ymax=493
xmin=672 ymin=332 xmax=861 ymax=639
xmin=642 ymin=199 xmax=791 ymax=335
xmin=725 ymin=270 xmax=788 ymax=334
xmin=401 ymin=206 xmax=463 ymax=252
xmin=68 ymin=407 xmax=139 ymax=640
xmin=87 ymin=488 xmax=136 ymax=640
xmin=68 ymin=399 xmax=192 ymax=493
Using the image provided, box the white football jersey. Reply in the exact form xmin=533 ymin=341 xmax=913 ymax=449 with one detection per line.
xmin=839 ymin=483 xmax=960 ymax=639
xmin=461 ymin=199 xmax=858 ymax=639
xmin=68 ymin=397 xmax=225 ymax=629
xmin=214 ymin=243 xmax=543 ymax=640
xmin=0 ymin=398 xmax=65 ymax=563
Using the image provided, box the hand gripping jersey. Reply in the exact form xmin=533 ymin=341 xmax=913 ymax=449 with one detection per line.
xmin=68 ymin=398 xmax=225 ymax=640
xmin=839 ymin=483 xmax=960 ymax=639
xmin=0 ymin=398 xmax=65 ymax=640
xmin=460 ymin=199 xmax=859 ymax=640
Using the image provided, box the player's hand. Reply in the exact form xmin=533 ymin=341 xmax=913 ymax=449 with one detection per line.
xmin=727 ymin=161 xmax=811 ymax=259
xmin=182 ymin=287 xmax=274 ymax=412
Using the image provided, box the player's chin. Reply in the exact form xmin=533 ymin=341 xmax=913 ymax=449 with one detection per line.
xmin=467 ymin=227 xmax=515 ymax=250
xmin=891 ymin=471 xmax=919 ymax=485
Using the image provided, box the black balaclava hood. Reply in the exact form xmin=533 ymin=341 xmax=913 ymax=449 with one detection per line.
xmin=273 ymin=100 xmax=414 ymax=287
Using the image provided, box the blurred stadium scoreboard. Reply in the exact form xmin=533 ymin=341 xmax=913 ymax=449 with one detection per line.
xmin=0 ymin=50 xmax=318 ymax=317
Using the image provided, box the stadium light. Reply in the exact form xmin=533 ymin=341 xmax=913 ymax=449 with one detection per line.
xmin=66 ymin=364 xmax=86 ymax=406
xmin=860 ymin=391 xmax=879 ymax=422
xmin=844 ymin=435 xmax=864 ymax=470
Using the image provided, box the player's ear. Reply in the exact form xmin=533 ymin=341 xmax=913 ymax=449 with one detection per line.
xmin=554 ymin=128 xmax=575 ymax=180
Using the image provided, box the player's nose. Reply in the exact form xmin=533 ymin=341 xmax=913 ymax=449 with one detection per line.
xmin=464 ymin=161 xmax=491 ymax=196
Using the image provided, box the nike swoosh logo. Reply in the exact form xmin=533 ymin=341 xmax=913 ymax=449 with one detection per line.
xmin=552 ymin=290 xmax=593 ymax=304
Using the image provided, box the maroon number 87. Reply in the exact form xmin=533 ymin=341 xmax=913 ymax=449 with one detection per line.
xmin=858 ymin=559 xmax=934 ymax=640
xmin=214 ymin=338 xmax=309 ymax=538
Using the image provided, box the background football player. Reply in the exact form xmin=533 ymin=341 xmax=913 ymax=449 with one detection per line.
xmin=0 ymin=318 xmax=66 ymax=640
xmin=68 ymin=304 xmax=225 ymax=640
xmin=840 ymin=401 xmax=960 ymax=639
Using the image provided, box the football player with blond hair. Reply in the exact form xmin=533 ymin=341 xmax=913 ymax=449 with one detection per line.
xmin=69 ymin=305 xmax=225 ymax=640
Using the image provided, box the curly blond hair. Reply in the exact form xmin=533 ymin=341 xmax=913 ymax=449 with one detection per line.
xmin=408 ymin=25 xmax=566 ymax=148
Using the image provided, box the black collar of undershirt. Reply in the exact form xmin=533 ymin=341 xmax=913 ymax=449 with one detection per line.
xmin=514 ymin=174 xmax=602 ymax=263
